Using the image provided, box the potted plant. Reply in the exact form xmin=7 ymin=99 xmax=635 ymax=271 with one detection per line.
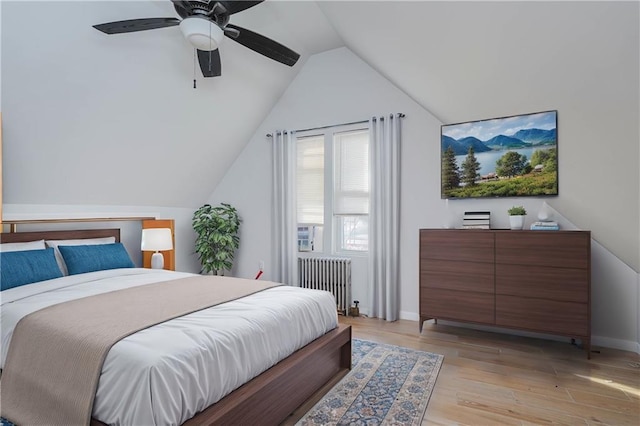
xmin=508 ymin=205 xmax=527 ymax=230
xmin=192 ymin=203 xmax=241 ymax=275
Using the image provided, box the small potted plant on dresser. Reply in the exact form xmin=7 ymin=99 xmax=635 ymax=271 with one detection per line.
xmin=508 ymin=206 xmax=527 ymax=230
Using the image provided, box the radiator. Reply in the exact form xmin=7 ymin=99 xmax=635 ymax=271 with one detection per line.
xmin=298 ymin=257 xmax=352 ymax=315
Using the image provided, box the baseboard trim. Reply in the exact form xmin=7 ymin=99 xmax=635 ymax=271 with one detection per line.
xmin=399 ymin=311 xmax=419 ymax=321
xmin=413 ymin=318 xmax=640 ymax=355
xmin=592 ymin=335 xmax=640 ymax=354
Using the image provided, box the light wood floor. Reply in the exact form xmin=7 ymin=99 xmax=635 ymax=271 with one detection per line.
xmin=290 ymin=316 xmax=640 ymax=425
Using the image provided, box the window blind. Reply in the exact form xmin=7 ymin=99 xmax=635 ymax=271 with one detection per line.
xmin=334 ymin=130 xmax=369 ymax=215
xmin=296 ymin=135 xmax=324 ymax=224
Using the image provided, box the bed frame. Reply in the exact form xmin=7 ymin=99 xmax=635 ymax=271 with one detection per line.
xmin=0 ymin=228 xmax=122 ymax=244
xmin=1 ymin=228 xmax=352 ymax=425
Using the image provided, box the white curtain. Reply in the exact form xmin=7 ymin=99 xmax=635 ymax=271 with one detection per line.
xmin=271 ymin=130 xmax=298 ymax=285
xmin=368 ymin=114 xmax=402 ymax=320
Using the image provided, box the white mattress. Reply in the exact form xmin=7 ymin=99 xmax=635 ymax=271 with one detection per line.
xmin=0 ymin=269 xmax=338 ymax=425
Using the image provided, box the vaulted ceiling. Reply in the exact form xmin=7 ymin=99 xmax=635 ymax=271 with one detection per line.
xmin=318 ymin=0 xmax=638 ymax=124
xmin=2 ymin=1 xmax=638 ymax=209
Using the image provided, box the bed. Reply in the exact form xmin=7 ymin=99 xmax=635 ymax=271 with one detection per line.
xmin=0 ymin=228 xmax=352 ymax=425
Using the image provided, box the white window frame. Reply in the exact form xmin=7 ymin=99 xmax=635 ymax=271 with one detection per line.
xmin=296 ymin=122 xmax=370 ymax=257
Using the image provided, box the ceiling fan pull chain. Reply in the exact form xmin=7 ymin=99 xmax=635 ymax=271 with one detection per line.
xmin=193 ymin=48 xmax=196 ymax=87
xmin=209 ymin=16 xmax=213 ymax=52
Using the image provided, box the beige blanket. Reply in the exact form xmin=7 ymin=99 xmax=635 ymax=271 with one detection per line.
xmin=0 ymin=275 xmax=279 ymax=426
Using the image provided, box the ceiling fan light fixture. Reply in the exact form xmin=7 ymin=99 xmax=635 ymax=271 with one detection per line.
xmin=179 ymin=16 xmax=223 ymax=51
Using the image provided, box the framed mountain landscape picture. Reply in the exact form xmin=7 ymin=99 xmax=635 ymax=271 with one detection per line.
xmin=441 ymin=110 xmax=558 ymax=199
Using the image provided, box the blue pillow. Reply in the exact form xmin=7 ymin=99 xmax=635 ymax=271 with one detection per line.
xmin=58 ymin=243 xmax=135 ymax=275
xmin=1 ymin=247 xmax=63 ymax=291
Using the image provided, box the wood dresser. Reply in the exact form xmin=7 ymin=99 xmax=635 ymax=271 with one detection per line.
xmin=419 ymin=229 xmax=592 ymax=357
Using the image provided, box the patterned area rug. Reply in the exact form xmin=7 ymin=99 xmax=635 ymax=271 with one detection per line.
xmin=297 ymin=339 xmax=444 ymax=426
xmin=1 ymin=339 xmax=443 ymax=426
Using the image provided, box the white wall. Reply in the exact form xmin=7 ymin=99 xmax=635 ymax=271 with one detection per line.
xmin=209 ymin=47 xmax=639 ymax=352
xmin=3 ymin=204 xmax=201 ymax=273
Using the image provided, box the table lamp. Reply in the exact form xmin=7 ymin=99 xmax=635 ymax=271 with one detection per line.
xmin=141 ymin=228 xmax=173 ymax=269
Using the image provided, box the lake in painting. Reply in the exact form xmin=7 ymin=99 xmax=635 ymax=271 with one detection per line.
xmin=455 ymin=145 xmax=556 ymax=177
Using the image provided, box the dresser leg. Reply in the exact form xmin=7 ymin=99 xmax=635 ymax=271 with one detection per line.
xmin=419 ymin=317 xmax=435 ymax=333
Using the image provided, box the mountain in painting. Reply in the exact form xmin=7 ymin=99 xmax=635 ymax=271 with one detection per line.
xmin=512 ymin=128 xmax=557 ymax=145
xmin=485 ymin=134 xmax=529 ymax=149
xmin=442 ymin=128 xmax=556 ymax=154
xmin=441 ymin=135 xmax=491 ymax=155
xmin=457 ymin=136 xmax=492 ymax=153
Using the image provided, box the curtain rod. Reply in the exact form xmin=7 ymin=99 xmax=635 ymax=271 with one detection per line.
xmin=266 ymin=113 xmax=405 ymax=137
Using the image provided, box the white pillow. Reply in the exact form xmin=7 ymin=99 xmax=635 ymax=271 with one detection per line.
xmin=0 ymin=239 xmax=46 ymax=252
xmin=46 ymin=237 xmax=116 ymax=275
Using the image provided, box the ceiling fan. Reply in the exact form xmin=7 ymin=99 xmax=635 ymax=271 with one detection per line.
xmin=93 ymin=0 xmax=300 ymax=78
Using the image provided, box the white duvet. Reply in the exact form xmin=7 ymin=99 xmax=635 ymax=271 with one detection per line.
xmin=0 ymin=268 xmax=338 ymax=425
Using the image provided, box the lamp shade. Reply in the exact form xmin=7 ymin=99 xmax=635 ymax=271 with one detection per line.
xmin=141 ymin=228 xmax=173 ymax=252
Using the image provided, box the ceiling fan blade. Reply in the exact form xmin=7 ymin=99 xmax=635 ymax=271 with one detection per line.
xmin=218 ymin=1 xmax=264 ymax=15
xmin=93 ymin=18 xmax=180 ymax=34
xmin=224 ymin=26 xmax=240 ymax=38
xmin=171 ymin=1 xmax=193 ymax=19
xmin=197 ymin=49 xmax=222 ymax=77
xmin=225 ymin=24 xmax=299 ymax=66
xmin=170 ymin=0 xmax=192 ymax=11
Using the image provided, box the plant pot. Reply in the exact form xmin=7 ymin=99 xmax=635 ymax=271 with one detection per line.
xmin=509 ymin=215 xmax=525 ymax=230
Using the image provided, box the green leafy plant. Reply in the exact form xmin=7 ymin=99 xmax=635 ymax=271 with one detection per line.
xmin=496 ymin=151 xmax=528 ymax=178
xmin=508 ymin=205 xmax=527 ymax=216
xmin=461 ymin=146 xmax=481 ymax=186
xmin=444 ymin=173 xmax=557 ymax=198
xmin=192 ymin=203 xmax=240 ymax=274
xmin=441 ymin=145 xmax=461 ymax=192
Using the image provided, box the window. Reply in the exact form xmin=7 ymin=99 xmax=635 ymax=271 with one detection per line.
xmin=296 ymin=125 xmax=370 ymax=254
xmin=296 ymin=135 xmax=324 ymax=252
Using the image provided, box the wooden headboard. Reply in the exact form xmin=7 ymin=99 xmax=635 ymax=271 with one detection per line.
xmin=0 ymin=229 xmax=121 ymax=244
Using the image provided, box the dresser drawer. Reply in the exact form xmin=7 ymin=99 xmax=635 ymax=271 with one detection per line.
xmin=496 ymin=264 xmax=588 ymax=302
xmin=420 ymin=229 xmax=494 ymax=263
xmin=495 ymin=232 xmax=589 ymax=269
xmin=421 ymin=288 xmax=494 ymax=324
xmin=496 ymin=295 xmax=588 ymax=336
xmin=421 ymin=258 xmax=494 ymax=293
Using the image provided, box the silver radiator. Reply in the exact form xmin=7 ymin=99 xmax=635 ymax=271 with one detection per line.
xmin=298 ymin=257 xmax=352 ymax=315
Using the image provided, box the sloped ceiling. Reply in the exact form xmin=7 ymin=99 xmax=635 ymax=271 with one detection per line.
xmin=1 ymin=0 xmax=342 ymax=208
xmin=317 ymin=0 xmax=638 ymax=124
xmin=2 ymin=0 xmax=638 ymax=210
